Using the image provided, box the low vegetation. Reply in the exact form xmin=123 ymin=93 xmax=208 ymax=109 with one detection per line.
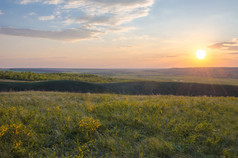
xmin=4 ymin=68 xmax=238 ymax=86
xmin=0 ymin=80 xmax=238 ymax=97
xmin=0 ymin=92 xmax=237 ymax=157
xmin=0 ymin=71 xmax=120 ymax=83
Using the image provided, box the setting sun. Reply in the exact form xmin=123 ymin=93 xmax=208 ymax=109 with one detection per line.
xmin=196 ymin=50 xmax=207 ymax=60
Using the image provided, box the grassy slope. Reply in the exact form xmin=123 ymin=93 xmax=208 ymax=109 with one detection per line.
xmin=3 ymin=68 xmax=238 ymax=86
xmin=113 ymin=75 xmax=238 ymax=86
xmin=0 ymin=80 xmax=106 ymax=93
xmin=103 ymin=81 xmax=238 ymax=96
xmin=0 ymin=71 xmax=125 ymax=83
xmin=0 ymin=92 xmax=237 ymax=157
xmin=1 ymin=80 xmax=238 ymax=97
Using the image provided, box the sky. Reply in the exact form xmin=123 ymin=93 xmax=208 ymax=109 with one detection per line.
xmin=0 ymin=0 xmax=238 ymax=68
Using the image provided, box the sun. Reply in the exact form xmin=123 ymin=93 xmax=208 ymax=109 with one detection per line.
xmin=196 ymin=50 xmax=206 ymax=60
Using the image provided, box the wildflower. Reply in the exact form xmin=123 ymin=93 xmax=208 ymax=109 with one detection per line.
xmin=0 ymin=125 xmax=9 ymax=137
xmin=13 ymin=141 xmax=22 ymax=149
xmin=55 ymin=106 xmax=61 ymax=112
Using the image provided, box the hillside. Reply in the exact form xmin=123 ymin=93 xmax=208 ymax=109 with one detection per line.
xmin=0 ymin=71 xmax=122 ymax=83
xmin=0 ymin=92 xmax=237 ymax=157
xmin=0 ymin=80 xmax=105 ymax=93
xmin=4 ymin=67 xmax=238 ymax=79
xmin=103 ymin=81 xmax=238 ymax=96
xmin=3 ymin=67 xmax=238 ymax=86
xmin=0 ymin=80 xmax=238 ymax=97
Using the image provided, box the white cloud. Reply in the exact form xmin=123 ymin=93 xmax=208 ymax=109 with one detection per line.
xmin=20 ymin=0 xmax=41 ymax=4
xmin=15 ymin=0 xmax=155 ymax=41
xmin=59 ymin=0 xmax=154 ymax=30
xmin=38 ymin=15 xmax=55 ymax=21
xmin=0 ymin=10 xmax=3 ymax=15
xmin=29 ymin=12 xmax=36 ymax=16
xmin=43 ymin=0 xmax=64 ymax=5
xmin=21 ymin=0 xmax=154 ymax=25
xmin=70 ymin=7 xmax=150 ymax=26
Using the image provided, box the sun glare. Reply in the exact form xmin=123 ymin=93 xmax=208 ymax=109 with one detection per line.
xmin=196 ymin=50 xmax=206 ymax=60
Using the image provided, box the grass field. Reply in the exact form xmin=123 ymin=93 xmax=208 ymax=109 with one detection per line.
xmin=1 ymin=80 xmax=238 ymax=97
xmin=113 ymin=75 xmax=238 ymax=86
xmin=0 ymin=92 xmax=237 ymax=157
xmin=3 ymin=68 xmax=238 ymax=86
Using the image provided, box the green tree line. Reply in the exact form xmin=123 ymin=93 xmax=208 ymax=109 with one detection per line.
xmin=0 ymin=71 xmax=117 ymax=83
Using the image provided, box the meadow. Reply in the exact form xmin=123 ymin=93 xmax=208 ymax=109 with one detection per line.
xmin=0 ymin=92 xmax=237 ymax=157
xmin=0 ymin=71 xmax=123 ymax=83
xmin=3 ymin=68 xmax=238 ymax=86
xmin=0 ymin=80 xmax=238 ymax=97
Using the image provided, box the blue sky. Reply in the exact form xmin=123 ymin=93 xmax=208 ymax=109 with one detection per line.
xmin=0 ymin=0 xmax=238 ymax=68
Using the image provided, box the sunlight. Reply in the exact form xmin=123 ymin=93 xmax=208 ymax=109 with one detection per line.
xmin=196 ymin=50 xmax=207 ymax=60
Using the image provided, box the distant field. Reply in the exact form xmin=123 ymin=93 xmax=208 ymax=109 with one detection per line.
xmin=2 ymin=67 xmax=238 ymax=86
xmin=0 ymin=80 xmax=238 ymax=97
xmin=1 ymin=70 xmax=238 ymax=97
xmin=113 ymin=75 xmax=238 ymax=86
xmin=0 ymin=70 xmax=124 ymax=83
xmin=0 ymin=92 xmax=237 ymax=157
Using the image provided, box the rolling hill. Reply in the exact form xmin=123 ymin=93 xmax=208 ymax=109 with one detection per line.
xmin=0 ymin=80 xmax=238 ymax=97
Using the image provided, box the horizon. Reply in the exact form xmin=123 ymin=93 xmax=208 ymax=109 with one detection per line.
xmin=1 ymin=0 xmax=238 ymax=68
xmin=1 ymin=66 xmax=238 ymax=70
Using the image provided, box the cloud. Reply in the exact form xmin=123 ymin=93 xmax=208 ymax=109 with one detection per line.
xmin=69 ymin=8 xmax=150 ymax=27
xmin=11 ymin=0 xmax=154 ymax=40
xmin=43 ymin=0 xmax=64 ymax=5
xmin=0 ymin=27 xmax=100 ymax=41
xmin=38 ymin=15 xmax=55 ymax=21
xmin=59 ymin=0 xmax=153 ymax=26
xmin=227 ymin=52 xmax=238 ymax=55
xmin=208 ymin=38 xmax=238 ymax=51
xmin=0 ymin=10 xmax=3 ymax=15
xmin=29 ymin=12 xmax=36 ymax=16
xmin=20 ymin=0 xmax=41 ymax=4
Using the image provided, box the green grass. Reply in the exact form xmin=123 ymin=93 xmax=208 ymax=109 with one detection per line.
xmin=3 ymin=68 xmax=238 ymax=86
xmin=0 ymin=71 xmax=125 ymax=83
xmin=114 ymin=75 xmax=238 ymax=86
xmin=1 ymin=80 xmax=238 ymax=97
xmin=0 ymin=92 xmax=237 ymax=157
